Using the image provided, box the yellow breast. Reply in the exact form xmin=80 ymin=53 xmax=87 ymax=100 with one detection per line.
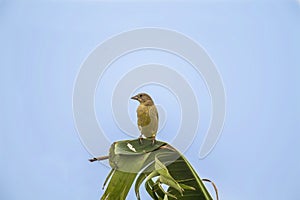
xmin=137 ymin=104 xmax=151 ymax=127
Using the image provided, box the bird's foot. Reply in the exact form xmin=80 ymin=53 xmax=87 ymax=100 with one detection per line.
xmin=151 ymin=137 xmax=156 ymax=146
xmin=139 ymin=136 xmax=144 ymax=145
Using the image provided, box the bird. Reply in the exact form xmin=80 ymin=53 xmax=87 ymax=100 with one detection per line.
xmin=131 ymin=93 xmax=159 ymax=144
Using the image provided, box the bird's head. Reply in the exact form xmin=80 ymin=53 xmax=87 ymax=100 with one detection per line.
xmin=131 ymin=93 xmax=154 ymax=105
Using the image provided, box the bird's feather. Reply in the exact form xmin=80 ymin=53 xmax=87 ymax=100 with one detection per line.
xmin=136 ymin=104 xmax=158 ymax=138
xmin=137 ymin=105 xmax=151 ymax=127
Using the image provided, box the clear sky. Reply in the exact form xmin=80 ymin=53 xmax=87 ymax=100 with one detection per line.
xmin=0 ymin=0 xmax=300 ymax=200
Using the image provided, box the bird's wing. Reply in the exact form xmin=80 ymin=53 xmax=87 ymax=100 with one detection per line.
xmin=149 ymin=105 xmax=158 ymax=121
xmin=149 ymin=105 xmax=159 ymax=133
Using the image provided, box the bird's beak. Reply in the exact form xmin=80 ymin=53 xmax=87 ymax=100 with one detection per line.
xmin=131 ymin=95 xmax=138 ymax=101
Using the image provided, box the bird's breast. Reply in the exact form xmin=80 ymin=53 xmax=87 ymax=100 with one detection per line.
xmin=137 ymin=105 xmax=151 ymax=126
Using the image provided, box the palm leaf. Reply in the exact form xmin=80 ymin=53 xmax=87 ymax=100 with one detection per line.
xmin=95 ymin=139 xmax=214 ymax=200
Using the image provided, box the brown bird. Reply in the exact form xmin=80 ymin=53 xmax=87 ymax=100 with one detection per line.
xmin=131 ymin=93 xmax=159 ymax=144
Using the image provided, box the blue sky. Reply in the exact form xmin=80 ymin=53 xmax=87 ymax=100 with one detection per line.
xmin=0 ymin=1 xmax=300 ymax=199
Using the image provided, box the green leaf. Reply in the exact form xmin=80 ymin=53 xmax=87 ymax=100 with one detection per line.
xmin=101 ymin=170 xmax=137 ymax=200
xmin=145 ymin=177 xmax=159 ymax=200
xmin=154 ymin=156 xmax=184 ymax=195
xmin=98 ymin=139 xmax=214 ymax=200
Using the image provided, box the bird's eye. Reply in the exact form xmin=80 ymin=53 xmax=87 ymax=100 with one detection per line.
xmin=139 ymin=94 xmax=142 ymax=97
